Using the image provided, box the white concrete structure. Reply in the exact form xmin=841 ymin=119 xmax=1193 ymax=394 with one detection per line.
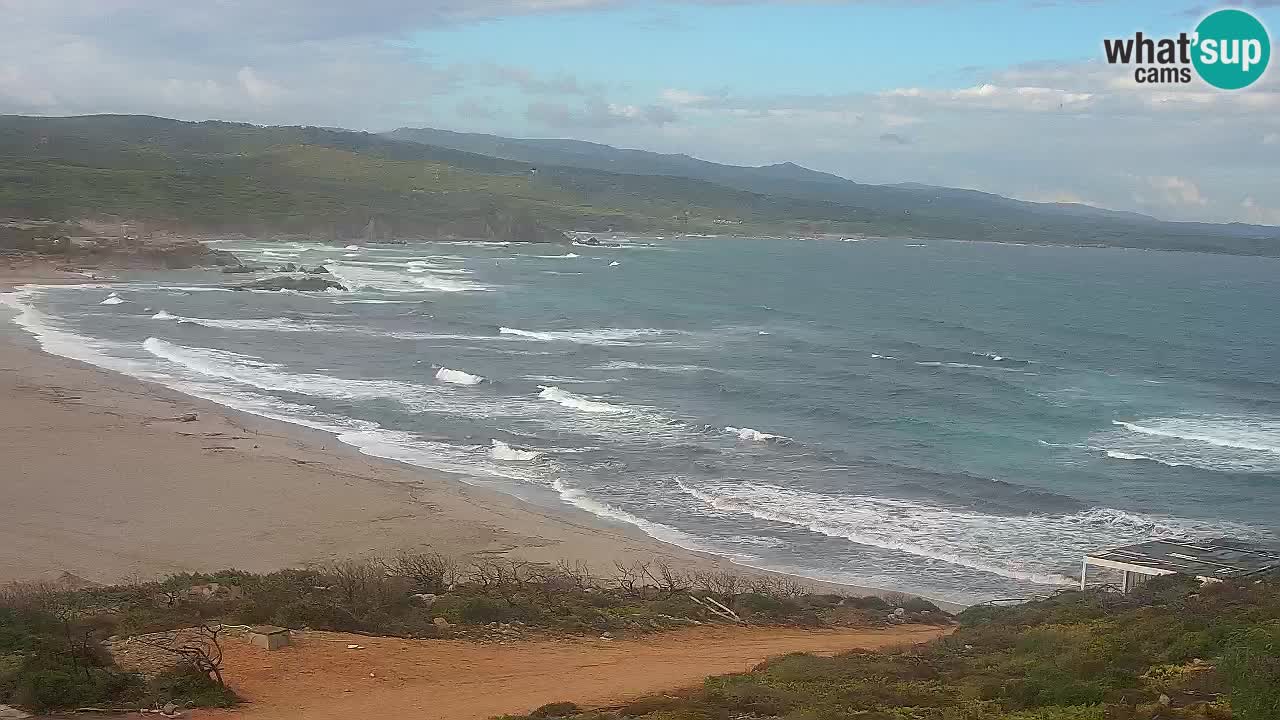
xmin=1081 ymin=539 xmax=1280 ymax=593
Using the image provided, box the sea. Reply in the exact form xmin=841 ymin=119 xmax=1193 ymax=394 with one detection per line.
xmin=4 ymin=235 xmax=1278 ymax=605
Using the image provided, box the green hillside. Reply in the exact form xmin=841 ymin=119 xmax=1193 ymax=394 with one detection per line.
xmin=2 ymin=114 xmax=1278 ymax=255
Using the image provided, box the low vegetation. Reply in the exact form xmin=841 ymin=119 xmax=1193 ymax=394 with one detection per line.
xmin=503 ymin=576 xmax=1280 ymax=720
xmin=0 ymin=598 xmax=236 ymax=713
xmin=4 ymin=115 xmax=1279 ymax=254
xmin=0 ymin=553 xmax=942 ymax=713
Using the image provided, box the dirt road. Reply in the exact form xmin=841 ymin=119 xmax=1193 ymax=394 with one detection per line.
xmin=193 ymin=624 xmax=950 ymax=720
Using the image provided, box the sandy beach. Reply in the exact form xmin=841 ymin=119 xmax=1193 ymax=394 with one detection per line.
xmin=0 ymin=265 xmax=773 ymax=588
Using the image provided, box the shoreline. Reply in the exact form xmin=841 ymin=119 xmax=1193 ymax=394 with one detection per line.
xmin=0 ymin=265 xmax=963 ymax=610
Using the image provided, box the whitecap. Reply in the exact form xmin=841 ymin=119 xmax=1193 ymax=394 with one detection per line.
xmin=436 ymin=367 xmax=484 ymax=386
xmin=325 ymin=263 xmax=488 ymax=293
xmin=490 ymin=440 xmax=541 ymax=461
xmin=537 ymin=385 xmax=625 ymax=414
xmin=1094 ymin=416 xmax=1280 ymax=473
xmin=499 ymin=326 xmax=672 ymax=346
xmin=99 ymin=293 xmax=125 ymax=305
xmin=725 ymin=426 xmax=783 ymax=442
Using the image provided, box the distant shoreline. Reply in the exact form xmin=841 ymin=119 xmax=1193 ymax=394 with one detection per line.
xmin=0 ymin=262 xmax=966 ymax=613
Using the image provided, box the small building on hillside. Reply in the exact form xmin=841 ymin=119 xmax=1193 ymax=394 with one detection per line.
xmin=1081 ymin=538 xmax=1280 ymax=593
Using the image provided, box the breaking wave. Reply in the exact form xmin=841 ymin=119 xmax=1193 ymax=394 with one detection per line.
xmin=725 ymin=426 xmax=784 ymax=442
xmin=436 ymin=367 xmax=485 ymax=386
xmin=151 ymin=311 xmax=336 ymax=333
xmin=499 ymin=326 xmax=674 ymax=345
xmin=1095 ymin=416 xmax=1280 ymax=473
xmin=537 ymin=385 xmax=626 ymax=414
xmin=324 ymin=263 xmax=488 ymax=293
xmin=675 ymin=479 xmax=1241 ymax=587
xmin=490 ymin=440 xmax=541 ymax=461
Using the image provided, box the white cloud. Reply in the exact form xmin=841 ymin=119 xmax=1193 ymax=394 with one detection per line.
xmin=660 ymin=88 xmax=711 ymax=106
xmin=1242 ymin=197 xmax=1280 ymax=225
xmin=526 ymin=98 xmax=677 ymax=128
xmin=1146 ymin=176 xmax=1208 ymax=208
xmin=236 ymin=67 xmax=281 ymax=103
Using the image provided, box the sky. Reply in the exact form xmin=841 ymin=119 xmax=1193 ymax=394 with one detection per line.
xmin=1 ymin=0 xmax=1278 ymax=224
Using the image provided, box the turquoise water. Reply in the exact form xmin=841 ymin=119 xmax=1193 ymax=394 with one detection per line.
xmin=6 ymin=236 xmax=1278 ymax=603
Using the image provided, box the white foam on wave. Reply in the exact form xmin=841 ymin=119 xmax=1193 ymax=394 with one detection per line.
xmin=99 ymin=293 xmax=125 ymax=305
xmin=1116 ymin=418 xmax=1280 ymax=454
xmin=490 ymin=440 xmax=541 ymax=461
xmin=550 ymin=478 xmax=708 ymax=552
xmin=916 ymin=361 xmax=1023 ymax=372
xmin=594 ymin=360 xmax=712 ymax=374
xmin=141 ymin=339 xmax=646 ymax=441
xmin=2 ymin=288 xmax=154 ymax=377
xmin=1105 ymin=450 xmax=1154 ymax=461
xmin=725 ymin=426 xmax=783 ymax=442
xmin=609 ymin=261 xmax=620 ymax=267
xmin=143 ymin=338 xmax=439 ymax=409
xmin=500 ymin=326 xmax=673 ymax=346
xmin=537 ymin=385 xmax=626 ymax=414
xmin=436 ymin=367 xmax=484 ymax=386
xmin=151 ymin=311 xmax=336 ymax=333
xmin=324 ymin=263 xmax=488 ymax=293
xmin=1094 ymin=416 xmax=1280 ymax=473
xmin=676 ymin=479 xmax=1248 ymax=588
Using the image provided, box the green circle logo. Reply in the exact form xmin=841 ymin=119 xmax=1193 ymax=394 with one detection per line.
xmin=1193 ymin=9 xmax=1270 ymax=90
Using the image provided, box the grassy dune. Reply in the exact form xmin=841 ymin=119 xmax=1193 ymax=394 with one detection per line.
xmin=507 ymin=576 xmax=1280 ymax=720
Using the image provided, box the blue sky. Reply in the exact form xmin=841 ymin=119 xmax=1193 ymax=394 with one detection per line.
xmin=2 ymin=1 xmax=1278 ymax=223
xmin=415 ymin=1 xmax=1205 ymax=101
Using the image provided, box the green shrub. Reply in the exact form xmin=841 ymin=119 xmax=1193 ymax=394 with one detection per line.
xmin=1220 ymin=625 xmax=1280 ymax=720
xmin=13 ymin=667 xmax=141 ymax=713
xmin=531 ymin=701 xmax=582 ymax=718
xmin=149 ymin=665 xmax=239 ymax=708
xmin=458 ymin=596 xmax=516 ymax=624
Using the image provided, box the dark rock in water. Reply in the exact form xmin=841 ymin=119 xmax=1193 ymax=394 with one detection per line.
xmin=230 ymin=275 xmax=346 ymax=292
xmin=275 ymin=263 xmax=299 ymax=273
xmin=222 ymin=264 xmax=254 ymax=274
xmin=304 ymin=265 xmax=331 ymax=275
xmin=584 ymin=237 xmax=601 ymax=246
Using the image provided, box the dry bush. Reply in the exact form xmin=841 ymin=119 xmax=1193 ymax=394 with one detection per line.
xmin=137 ymin=624 xmax=228 ymax=687
xmin=692 ymin=570 xmax=745 ymax=599
xmin=390 ymin=551 xmax=458 ymax=594
xmin=643 ymin=561 xmax=691 ymax=598
xmin=320 ymin=558 xmax=405 ymax=609
xmin=551 ymin=560 xmax=597 ymax=593
xmin=612 ymin=561 xmax=650 ymax=599
xmin=747 ymin=575 xmax=806 ymax=598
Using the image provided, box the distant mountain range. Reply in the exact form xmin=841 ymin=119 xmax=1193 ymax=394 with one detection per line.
xmin=386 ymin=126 xmax=1279 ymax=252
xmin=0 ymin=114 xmax=1275 ymax=255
